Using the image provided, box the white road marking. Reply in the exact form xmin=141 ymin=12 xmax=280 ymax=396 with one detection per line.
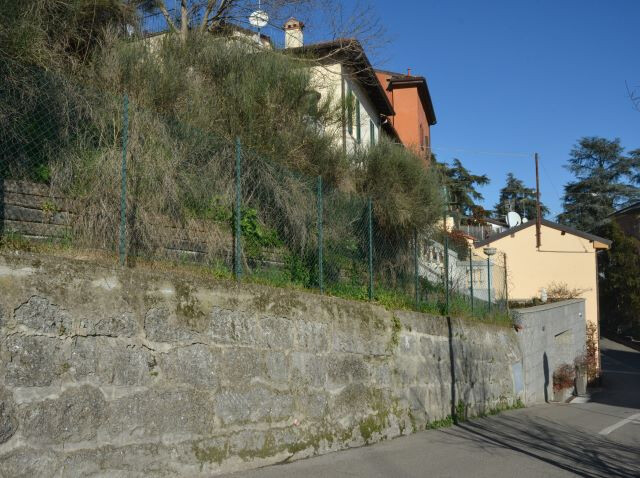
xmin=570 ymin=396 xmax=590 ymax=404
xmin=598 ymin=413 xmax=640 ymax=436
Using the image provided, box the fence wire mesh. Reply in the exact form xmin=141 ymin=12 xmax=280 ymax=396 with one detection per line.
xmin=0 ymin=69 xmax=510 ymax=322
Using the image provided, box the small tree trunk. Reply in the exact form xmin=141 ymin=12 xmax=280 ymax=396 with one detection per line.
xmin=181 ymin=0 xmax=189 ymax=42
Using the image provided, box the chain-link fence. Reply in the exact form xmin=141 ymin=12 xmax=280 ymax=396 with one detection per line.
xmin=0 ymin=72 xmax=510 ymax=322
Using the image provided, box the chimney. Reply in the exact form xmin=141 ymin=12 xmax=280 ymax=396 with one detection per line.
xmin=284 ymin=17 xmax=304 ymax=49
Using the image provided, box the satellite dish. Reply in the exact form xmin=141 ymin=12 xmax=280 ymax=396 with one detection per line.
xmin=506 ymin=211 xmax=522 ymax=228
xmin=249 ymin=10 xmax=269 ymax=28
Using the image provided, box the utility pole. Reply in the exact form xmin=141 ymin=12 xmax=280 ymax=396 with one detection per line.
xmin=535 ymin=153 xmax=542 ymax=249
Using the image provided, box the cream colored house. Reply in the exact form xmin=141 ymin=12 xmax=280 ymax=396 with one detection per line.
xmin=143 ymin=22 xmax=274 ymax=52
xmin=284 ymin=19 xmax=398 ymax=154
xmin=474 ymin=219 xmax=611 ymax=339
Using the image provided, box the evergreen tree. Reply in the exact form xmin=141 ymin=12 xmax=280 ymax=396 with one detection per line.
xmin=493 ymin=172 xmax=548 ymax=221
xmin=595 ymin=221 xmax=640 ymax=336
xmin=436 ymin=158 xmax=489 ymax=218
xmin=557 ymin=137 xmax=640 ymax=231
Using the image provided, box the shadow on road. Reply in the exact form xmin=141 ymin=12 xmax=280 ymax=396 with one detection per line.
xmin=441 ymin=414 xmax=640 ymax=478
xmin=447 ymin=316 xmax=458 ymax=423
xmin=0 ymin=174 xmax=4 ymax=238
xmin=590 ymin=347 xmax=640 ymax=409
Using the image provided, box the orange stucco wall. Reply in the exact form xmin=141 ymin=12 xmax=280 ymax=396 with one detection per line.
xmin=376 ymin=72 xmax=431 ymax=160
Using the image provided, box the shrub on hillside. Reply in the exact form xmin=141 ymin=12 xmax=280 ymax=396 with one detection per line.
xmin=352 ymin=140 xmax=444 ymax=284
xmin=546 ymin=281 xmax=587 ymax=301
xmin=1 ymin=13 xmax=446 ymax=275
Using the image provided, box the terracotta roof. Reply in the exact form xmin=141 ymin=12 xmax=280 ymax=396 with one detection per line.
xmin=376 ymin=69 xmax=437 ymax=125
xmin=473 ymin=219 xmax=612 ymax=249
xmin=287 ymin=39 xmax=395 ymax=117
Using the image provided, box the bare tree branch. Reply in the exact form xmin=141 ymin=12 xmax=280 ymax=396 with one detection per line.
xmin=180 ymin=0 xmax=189 ymax=40
xmin=200 ymin=0 xmax=220 ymax=30
xmin=200 ymin=0 xmax=236 ymax=31
xmin=155 ymin=1 xmax=178 ymax=32
xmin=627 ymin=80 xmax=640 ymax=113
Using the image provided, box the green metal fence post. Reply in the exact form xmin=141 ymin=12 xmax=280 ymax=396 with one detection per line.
xmin=119 ymin=93 xmax=129 ymax=267
xmin=234 ymin=138 xmax=242 ymax=280
xmin=317 ymin=175 xmax=324 ymax=293
xmin=367 ymin=197 xmax=373 ymax=301
xmin=414 ymin=228 xmax=419 ymax=309
xmin=469 ymin=248 xmax=474 ymax=314
xmin=487 ymin=255 xmax=492 ymax=313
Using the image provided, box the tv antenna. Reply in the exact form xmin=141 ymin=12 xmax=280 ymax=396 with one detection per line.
xmin=506 ymin=211 xmax=522 ymax=228
xmin=249 ymin=0 xmax=269 ymax=45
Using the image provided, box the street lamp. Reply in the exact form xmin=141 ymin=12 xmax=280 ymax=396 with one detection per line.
xmin=483 ymin=247 xmax=497 ymax=312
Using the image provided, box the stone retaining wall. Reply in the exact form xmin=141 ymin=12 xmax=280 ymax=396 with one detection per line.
xmin=0 ymin=179 xmax=234 ymax=261
xmin=0 ymin=252 xmax=522 ymax=477
xmin=0 ymin=180 xmax=73 ymax=241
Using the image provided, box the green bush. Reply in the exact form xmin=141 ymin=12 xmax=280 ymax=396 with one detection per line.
xmin=352 ymin=140 xmax=445 ymax=288
xmin=354 ymin=140 xmax=444 ymax=233
xmin=594 ymin=222 xmax=640 ymax=335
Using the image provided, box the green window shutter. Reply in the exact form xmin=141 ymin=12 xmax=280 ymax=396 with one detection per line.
xmin=370 ymin=120 xmax=375 ymax=146
xmin=355 ymin=99 xmax=361 ymax=143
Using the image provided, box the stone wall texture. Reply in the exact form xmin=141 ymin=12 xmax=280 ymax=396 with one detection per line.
xmin=0 ymin=252 xmax=522 ymax=477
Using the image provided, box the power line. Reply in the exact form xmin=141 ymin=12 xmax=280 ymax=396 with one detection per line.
xmin=431 ymin=146 xmax=532 ymax=158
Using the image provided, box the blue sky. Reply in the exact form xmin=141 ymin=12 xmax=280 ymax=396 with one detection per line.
xmin=370 ymin=0 xmax=640 ymax=218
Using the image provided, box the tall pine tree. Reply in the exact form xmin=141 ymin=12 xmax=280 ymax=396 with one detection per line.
xmin=435 ymin=158 xmax=489 ymax=218
xmin=494 ymin=173 xmax=548 ymax=221
xmin=558 ymin=137 xmax=640 ymax=231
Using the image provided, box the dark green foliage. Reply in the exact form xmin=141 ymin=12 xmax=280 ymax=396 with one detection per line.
xmin=594 ymin=221 xmax=640 ymax=336
xmin=558 ymin=137 xmax=640 ymax=231
xmin=0 ymin=65 xmax=81 ymax=182
xmin=283 ymin=254 xmax=313 ymax=287
xmin=0 ymin=0 xmax=135 ymax=182
xmin=352 ymin=141 xmax=444 ymax=289
xmin=356 ymin=140 xmax=444 ymax=233
xmin=494 ymin=173 xmax=549 ymax=221
xmin=238 ymin=207 xmax=282 ymax=259
xmin=0 ymin=0 xmax=136 ymax=69
xmin=435 ymin=158 xmax=489 ymax=219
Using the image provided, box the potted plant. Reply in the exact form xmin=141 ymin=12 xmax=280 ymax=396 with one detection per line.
xmin=512 ymin=311 xmax=524 ymax=332
xmin=574 ymin=354 xmax=588 ymax=396
xmin=552 ymin=363 xmax=575 ymax=402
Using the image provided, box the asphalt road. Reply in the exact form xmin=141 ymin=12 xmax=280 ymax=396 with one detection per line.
xmin=227 ymin=338 xmax=640 ymax=478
